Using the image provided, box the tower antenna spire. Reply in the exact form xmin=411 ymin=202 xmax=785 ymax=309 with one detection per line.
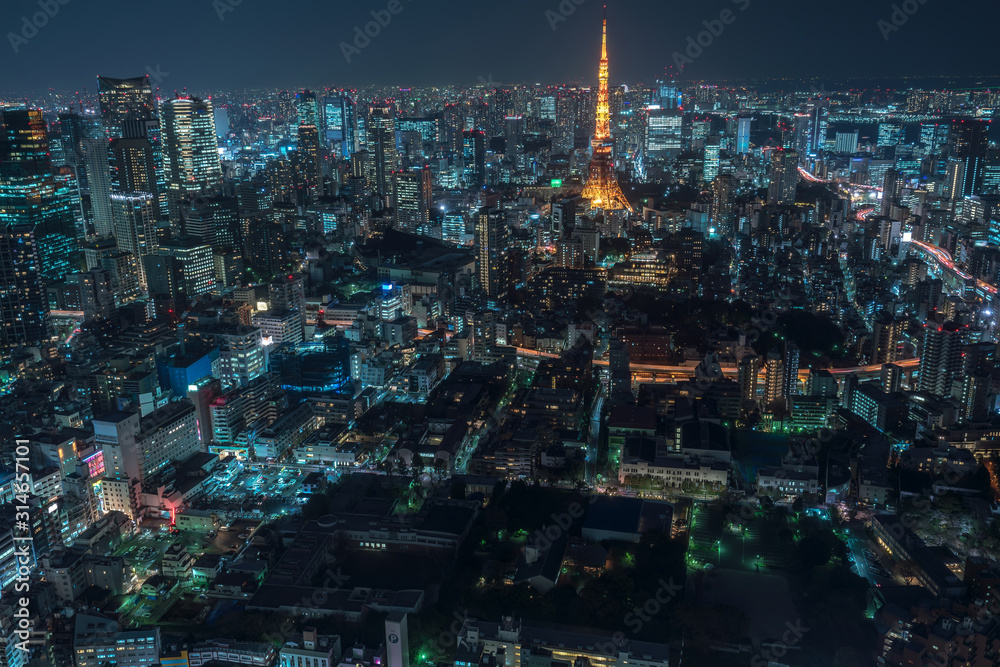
xmin=602 ymin=6 xmax=608 ymax=60
xmin=581 ymin=5 xmax=631 ymax=212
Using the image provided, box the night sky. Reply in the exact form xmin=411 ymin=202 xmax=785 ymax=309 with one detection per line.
xmin=1 ymin=0 xmax=997 ymax=94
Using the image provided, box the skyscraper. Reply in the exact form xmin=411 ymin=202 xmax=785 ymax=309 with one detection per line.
xmin=918 ymin=321 xmax=971 ymax=397
xmin=703 ymin=137 xmax=721 ymax=183
xmin=767 ymin=148 xmax=799 ymax=206
xmin=738 ymin=353 xmax=760 ymax=408
xmin=580 ymin=10 xmax=631 ymax=212
xmin=297 ymin=124 xmax=322 ymax=200
xmin=323 ymin=95 xmax=357 ymax=158
xmin=368 ymin=103 xmax=398 ymax=208
xmin=393 ymin=170 xmax=428 ymax=231
xmin=296 ymin=90 xmax=320 ymax=131
xmin=949 ymin=119 xmax=989 ymax=198
xmin=110 ymin=192 xmax=158 ymax=290
xmin=763 ymin=351 xmax=784 ymax=407
xmin=476 ymin=206 xmax=510 ymax=300
xmin=871 ymin=311 xmax=903 ymax=365
xmin=462 ymin=130 xmax=486 ymax=188
xmin=0 ymin=108 xmax=80 ymax=282
xmin=736 ymin=116 xmax=752 ymax=154
xmin=782 ymin=341 xmax=800 ymax=399
xmin=711 ymin=174 xmax=736 ymax=236
xmin=109 ymin=120 xmax=164 ymax=218
xmin=83 ymin=129 xmax=115 ymax=237
xmin=160 ymin=97 xmax=223 ymax=225
xmin=645 ymin=107 xmax=683 ymax=159
xmin=0 ymin=224 xmax=48 ymax=351
xmin=97 ymin=75 xmax=156 ymax=139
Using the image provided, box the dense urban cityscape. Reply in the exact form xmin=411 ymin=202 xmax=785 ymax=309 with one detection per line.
xmin=1 ymin=1 xmax=1000 ymax=666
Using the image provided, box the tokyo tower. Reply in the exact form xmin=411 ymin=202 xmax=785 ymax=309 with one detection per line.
xmin=580 ymin=7 xmax=632 ymax=212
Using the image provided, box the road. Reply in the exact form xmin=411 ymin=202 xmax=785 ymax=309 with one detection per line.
xmin=910 ymin=240 xmax=998 ymax=296
xmin=586 ymin=386 xmax=605 ymax=484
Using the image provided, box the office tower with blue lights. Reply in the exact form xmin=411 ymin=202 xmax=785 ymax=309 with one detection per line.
xmin=736 ymin=116 xmax=752 ymax=154
xmin=463 ymin=130 xmax=486 ymax=188
xmin=703 ymin=137 xmax=721 ymax=183
xmin=324 ymin=95 xmax=357 ymax=159
xmin=161 ymin=97 xmax=224 ymax=225
xmin=0 ymin=108 xmax=80 ymax=282
xmin=296 ymin=90 xmax=320 ymax=132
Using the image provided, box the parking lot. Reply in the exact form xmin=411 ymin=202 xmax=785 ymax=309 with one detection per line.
xmin=189 ymin=465 xmax=314 ymax=521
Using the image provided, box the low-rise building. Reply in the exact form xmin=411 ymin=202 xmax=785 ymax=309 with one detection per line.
xmin=161 ymin=542 xmax=194 ymax=579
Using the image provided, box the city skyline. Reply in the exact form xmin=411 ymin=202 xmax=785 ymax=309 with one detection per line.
xmin=1 ymin=0 xmax=998 ymax=94
xmin=1 ymin=1 xmax=1000 ymax=666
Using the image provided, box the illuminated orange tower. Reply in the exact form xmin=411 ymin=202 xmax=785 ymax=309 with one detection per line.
xmin=581 ymin=7 xmax=631 ymax=212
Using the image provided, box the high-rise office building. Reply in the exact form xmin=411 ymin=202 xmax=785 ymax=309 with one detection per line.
xmin=97 ymin=75 xmax=156 ymax=138
xmin=609 ymin=338 xmax=632 ymax=400
xmin=180 ymin=193 xmax=240 ymax=250
xmin=83 ymin=128 xmax=115 ymax=237
xmin=323 ymin=95 xmax=357 ymax=158
xmin=110 ymin=192 xmax=158 ymax=290
xmin=871 ymin=311 xmax=904 ymax=365
xmin=711 ymin=174 xmax=736 ymax=236
xmin=0 ymin=224 xmax=48 ymax=352
xmin=393 ymin=170 xmax=428 ymax=231
xmin=782 ymin=341 xmax=800 ymax=398
xmin=835 ymin=131 xmax=859 ymax=154
xmin=738 ymin=353 xmax=760 ymax=408
xmin=161 ymin=97 xmax=223 ymax=224
xmin=763 ymin=352 xmax=784 ymax=407
xmin=800 ymin=100 xmax=828 ymax=156
xmin=297 ymin=124 xmax=323 ymax=199
xmin=109 ymin=120 xmax=164 ymax=218
xmin=736 ymin=116 xmax=752 ymax=154
xmin=476 ymin=206 xmax=510 ymax=300
xmin=368 ymin=103 xmax=398 ymax=208
xmin=156 ymin=236 xmax=215 ymax=297
xmin=918 ymin=320 xmax=971 ymax=397
xmin=645 ymin=108 xmax=683 ymax=159
xmin=767 ymin=148 xmax=799 ymax=206
xmin=0 ymin=108 xmax=80 ymax=282
xmin=296 ymin=90 xmax=320 ymax=131
xmin=462 ymin=130 xmax=486 ymax=189
xmin=949 ymin=119 xmax=989 ymax=198
xmin=703 ymin=137 xmax=721 ymax=183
